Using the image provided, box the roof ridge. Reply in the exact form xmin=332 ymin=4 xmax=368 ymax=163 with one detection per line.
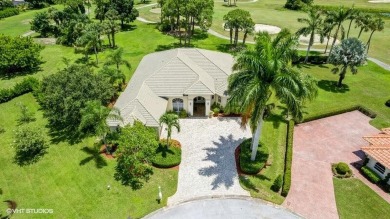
xmin=135 ymin=85 xmax=163 ymax=125
xmin=195 ymin=48 xmax=230 ymax=77
xmin=184 ymin=80 xmax=214 ymax=94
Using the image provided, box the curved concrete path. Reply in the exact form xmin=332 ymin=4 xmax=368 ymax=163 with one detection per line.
xmin=163 ymin=118 xmax=251 ymax=205
xmin=144 ymin=197 xmax=302 ymax=219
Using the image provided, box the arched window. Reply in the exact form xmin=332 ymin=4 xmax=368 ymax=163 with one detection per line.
xmin=172 ymin=98 xmax=184 ymax=112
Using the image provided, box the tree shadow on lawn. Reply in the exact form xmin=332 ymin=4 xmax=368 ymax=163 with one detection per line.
xmin=155 ymin=144 xmax=175 ymax=158
xmin=47 ymin=124 xmax=84 ymax=145
xmin=317 ymin=80 xmax=350 ymax=93
xmin=295 ymin=63 xmax=329 ymax=69
xmin=198 ymin=134 xmax=246 ymax=190
xmin=239 ymin=174 xmax=271 ymax=193
xmin=121 ymin=24 xmax=137 ymax=32
xmin=79 ymin=144 xmax=108 ymax=169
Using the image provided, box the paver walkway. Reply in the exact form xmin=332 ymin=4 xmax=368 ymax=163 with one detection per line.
xmin=164 ymin=117 xmax=251 ymax=205
xmin=145 ymin=197 xmax=302 ymax=219
xmin=283 ymin=111 xmax=380 ymax=219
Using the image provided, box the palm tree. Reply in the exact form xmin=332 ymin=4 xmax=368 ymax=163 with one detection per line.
xmin=325 ymin=6 xmax=352 ymax=61
xmin=159 ymin=112 xmax=180 ymax=147
xmin=79 ymin=100 xmax=123 ymax=154
xmin=226 ymin=29 xmax=318 ymax=161
xmin=296 ymin=8 xmax=323 ymax=63
xmin=99 ymin=66 xmax=126 ymax=89
xmin=345 ymin=6 xmax=359 ymax=39
xmin=328 ymin=38 xmax=367 ymax=87
xmin=321 ymin=22 xmax=335 ymax=54
xmin=104 ymin=48 xmax=131 ymax=71
xmin=366 ymin=17 xmax=384 ymax=53
xmin=355 ymin=13 xmax=372 ymax=39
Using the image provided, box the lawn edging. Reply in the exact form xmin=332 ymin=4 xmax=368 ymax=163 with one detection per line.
xmin=281 ymin=120 xmax=294 ymax=197
xmin=299 ymin=105 xmax=377 ymax=124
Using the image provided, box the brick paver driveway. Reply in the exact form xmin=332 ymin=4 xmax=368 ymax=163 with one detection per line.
xmin=283 ymin=111 xmax=379 ymax=219
xmin=163 ymin=117 xmax=251 ymax=206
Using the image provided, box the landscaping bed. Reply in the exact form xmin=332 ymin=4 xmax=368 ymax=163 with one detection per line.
xmin=238 ymin=138 xmax=269 ymax=174
xmin=152 ymin=139 xmax=182 ymax=168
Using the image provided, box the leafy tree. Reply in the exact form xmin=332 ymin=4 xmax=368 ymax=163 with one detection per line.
xmin=328 ymin=38 xmax=367 ymax=87
xmin=366 ymin=16 xmax=384 ymax=53
xmin=285 ymin=0 xmax=313 ymax=11
xmin=114 ymin=121 xmax=158 ymax=189
xmin=104 ymin=47 xmax=131 ymax=71
xmin=325 ymin=6 xmax=352 ymax=61
xmin=14 ymin=125 xmax=47 ymax=166
xmin=112 ymin=0 xmax=139 ymax=28
xmin=0 ymin=35 xmax=44 ymax=75
xmin=226 ymin=29 xmax=317 ymax=161
xmin=79 ymin=100 xmax=122 ymax=153
xmin=103 ymin=9 xmax=120 ymax=48
xmin=159 ymin=112 xmax=180 ymax=147
xmin=16 ymin=102 xmax=35 ymax=124
xmin=76 ymin=22 xmax=102 ymax=64
xmin=296 ymin=8 xmax=323 ymax=63
xmin=99 ymin=66 xmax=126 ymax=89
xmin=25 ymin=0 xmax=51 ymax=8
xmin=36 ymin=64 xmax=114 ymax=138
xmin=30 ymin=11 xmax=53 ymax=37
xmin=223 ymin=9 xmax=254 ymax=47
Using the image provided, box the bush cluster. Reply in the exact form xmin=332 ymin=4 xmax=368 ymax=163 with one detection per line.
xmin=332 ymin=162 xmax=353 ymax=178
xmin=293 ymin=55 xmax=328 ymax=65
xmin=299 ymin=105 xmax=376 ymax=123
xmin=361 ymin=166 xmax=382 ymax=184
xmin=239 ymin=138 xmax=269 ymax=174
xmin=0 ymin=77 xmax=39 ymax=103
xmin=152 ymin=140 xmax=182 ymax=168
xmin=0 ymin=7 xmax=19 ymax=19
xmin=336 ymin=162 xmax=350 ymax=174
xmin=281 ymin=120 xmax=294 ymax=197
xmin=285 ymin=0 xmax=313 ymax=11
xmin=211 ymin=102 xmax=224 ymax=113
xmin=271 ymin=175 xmax=283 ymax=192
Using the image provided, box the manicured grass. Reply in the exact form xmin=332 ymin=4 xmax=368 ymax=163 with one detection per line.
xmin=239 ymin=138 xmax=269 ymax=174
xmin=333 ymin=178 xmax=390 ymax=219
xmin=300 ymin=61 xmax=390 ymax=129
xmin=0 ymin=93 xmax=178 ymax=218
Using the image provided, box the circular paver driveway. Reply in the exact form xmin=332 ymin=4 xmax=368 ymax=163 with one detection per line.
xmin=144 ymin=197 xmax=302 ymax=219
xmin=162 ymin=117 xmax=251 ymax=205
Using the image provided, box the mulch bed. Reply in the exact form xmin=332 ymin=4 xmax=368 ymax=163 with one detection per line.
xmin=99 ymin=145 xmax=117 ymax=159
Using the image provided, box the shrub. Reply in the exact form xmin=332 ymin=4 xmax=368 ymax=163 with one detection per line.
xmin=381 ymin=173 xmax=390 ymax=186
xmin=239 ymin=138 xmax=269 ymax=174
xmin=14 ymin=125 xmax=47 ymax=166
xmin=152 ymin=140 xmax=182 ymax=168
xmin=361 ymin=166 xmax=382 ymax=184
xmin=271 ymin=175 xmax=283 ymax=192
xmin=284 ymin=0 xmax=312 ymax=11
xmin=282 ymin=120 xmax=294 ymax=197
xmin=332 ymin=162 xmax=353 ymax=178
xmin=213 ymin=107 xmax=220 ymax=115
xmin=299 ymin=105 xmax=376 ymax=123
xmin=179 ymin=109 xmax=188 ymax=118
xmin=16 ymin=102 xmax=36 ymax=124
xmin=0 ymin=8 xmax=19 ymax=19
xmin=211 ymin=102 xmax=224 ymax=112
xmin=385 ymin=99 xmax=390 ymax=107
xmin=0 ymin=77 xmax=39 ymax=103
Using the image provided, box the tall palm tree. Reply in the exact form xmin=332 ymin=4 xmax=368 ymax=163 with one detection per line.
xmin=104 ymin=47 xmax=131 ymax=71
xmin=99 ymin=66 xmax=126 ymax=89
xmin=226 ymin=29 xmax=318 ymax=161
xmin=79 ymin=100 xmax=123 ymax=153
xmin=355 ymin=13 xmax=372 ymax=39
xmin=366 ymin=17 xmax=384 ymax=53
xmin=346 ymin=7 xmax=359 ymax=39
xmin=296 ymin=8 xmax=323 ymax=63
xmin=321 ymin=22 xmax=335 ymax=54
xmin=325 ymin=6 xmax=352 ymax=61
xmin=159 ymin=112 xmax=180 ymax=147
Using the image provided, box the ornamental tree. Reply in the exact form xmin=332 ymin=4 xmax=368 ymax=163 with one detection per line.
xmin=14 ymin=125 xmax=47 ymax=166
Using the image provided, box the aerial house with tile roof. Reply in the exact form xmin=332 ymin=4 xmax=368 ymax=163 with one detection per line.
xmin=361 ymin=128 xmax=390 ymax=184
xmin=107 ymin=48 xmax=234 ymax=129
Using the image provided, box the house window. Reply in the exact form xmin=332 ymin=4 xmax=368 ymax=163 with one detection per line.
xmin=218 ymin=96 xmax=221 ymax=103
xmin=172 ymin=98 xmax=184 ymax=112
xmin=374 ymin=162 xmax=386 ymax=174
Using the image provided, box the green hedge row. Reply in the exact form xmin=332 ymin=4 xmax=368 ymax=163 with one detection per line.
xmin=0 ymin=8 xmax=19 ymax=19
xmin=0 ymin=77 xmax=39 ymax=103
xmin=281 ymin=120 xmax=294 ymax=197
xmin=361 ymin=166 xmax=382 ymax=184
xmin=299 ymin=105 xmax=377 ymax=123
xmin=316 ymin=5 xmax=390 ymax=14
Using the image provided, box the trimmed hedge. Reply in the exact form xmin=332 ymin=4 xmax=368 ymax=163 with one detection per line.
xmin=316 ymin=5 xmax=390 ymax=14
xmin=239 ymin=138 xmax=269 ymax=174
xmin=361 ymin=166 xmax=382 ymax=184
xmin=0 ymin=77 xmax=39 ymax=103
xmin=293 ymin=55 xmax=328 ymax=65
xmin=281 ymin=120 xmax=294 ymax=197
xmin=152 ymin=140 xmax=181 ymax=168
xmin=299 ymin=105 xmax=376 ymax=123
xmin=0 ymin=8 xmax=19 ymax=19
xmin=271 ymin=174 xmax=283 ymax=192
xmin=332 ymin=163 xmax=353 ymax=178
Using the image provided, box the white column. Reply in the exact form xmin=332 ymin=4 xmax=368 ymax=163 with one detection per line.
xmin=188 ymin=99 xmax=193 ymax=116
xmin=205 ymin=98 xmax=211 ymax=116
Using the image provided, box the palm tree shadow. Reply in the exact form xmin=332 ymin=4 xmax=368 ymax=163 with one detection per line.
xmin=155 ymin=144 xmax=175 ymax=158
xmin=264 ymin=112 xmax=287 ymax=129
xmin=80 ymin=145 xmax=108 ymax=169
xmin=198 ymin=134 xmax=246 ymax=190
xmin=317 ymin=80 xmax=350 ymax=93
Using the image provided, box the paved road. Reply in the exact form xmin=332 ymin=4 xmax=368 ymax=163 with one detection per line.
xmin=164 ymin=117 xmax=251 ymax=205
xmin=145 ymin=197 xmax=302 ymax=219
xmin=283 ymin=111 xmax=379 ymax=219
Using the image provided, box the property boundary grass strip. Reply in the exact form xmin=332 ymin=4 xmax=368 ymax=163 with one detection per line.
xmin=281 ymin=119 xmax=294 ymax=197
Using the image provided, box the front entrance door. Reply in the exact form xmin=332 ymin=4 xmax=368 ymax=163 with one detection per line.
xmin=193 ymin=96 xmax=205 ymax=116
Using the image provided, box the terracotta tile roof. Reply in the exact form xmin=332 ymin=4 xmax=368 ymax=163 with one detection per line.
xmin=361 ymin=128 xmax=390 ymax=169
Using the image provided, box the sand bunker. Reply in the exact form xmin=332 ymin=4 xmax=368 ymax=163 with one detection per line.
xmin=222 ymin=23 xmax=281 ymax=34
xmin=299 ymin=34 xmax=339 ymax=46
xmin=368 ymin=0 xmax=390 ymax=3
xmin=149 ymin=8 xmax=161 ymax=14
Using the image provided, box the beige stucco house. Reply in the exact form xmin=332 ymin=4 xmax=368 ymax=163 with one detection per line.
xmin=108 ymin=48 xmax=234 ymax=128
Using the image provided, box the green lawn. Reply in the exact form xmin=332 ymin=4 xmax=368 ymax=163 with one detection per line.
xmin=333 ymin=178 xmax=390 ymax=219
